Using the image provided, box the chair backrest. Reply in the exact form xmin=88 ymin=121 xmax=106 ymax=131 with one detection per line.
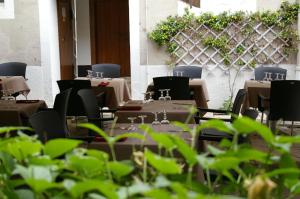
xmin=173 ymin=65 xmax=202 ymax=79
xmin=29 ymin=111 xmax=67 ymax=142
xmin=92 ymin=64 xmax=120 ymax=78
xmin=57 ymin=80 xmax=91 ymax=116
xmin=254 ymin=66 xmax=287 ymax=81
xmin=77 ymin=65 xmax=92 ymax=77
xmin=77 ymin=89 xmax=100 ymax=119
xmin=231 ymin=89 xmax=247 ymax=115
xmin=53 ymin=88 xmax=72 ymax=132
xmin=269 ymin=80 xmax=300 ymax=121
xmin=153 ymin=76 xmax=190 ymax=100
xmin=0 ymin=62 xmax=27 ymax=78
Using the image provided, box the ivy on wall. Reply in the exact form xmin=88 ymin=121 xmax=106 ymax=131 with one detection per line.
xmin=149 ymin=2 xmax=300 ymax=69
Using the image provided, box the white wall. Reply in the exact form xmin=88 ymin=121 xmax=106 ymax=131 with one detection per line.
xmin=77 ymin=0 xmax=91 ymax=65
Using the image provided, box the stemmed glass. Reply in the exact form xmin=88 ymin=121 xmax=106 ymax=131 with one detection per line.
xmin=100 ymin=72 xmax=104 ymax=79
xmin=158 ymin=89 xmax=165 ymax=101
xmin=87 ymin=70 xmax=93 ymax=79
xmin=275 ymin=73 xmax=280 ymax=80
xmin=175 ymin=71 xmax=180 ymax=77
xmin=263 ymin=72 xmax=272 ymax=81
xmin=160 ymin=110 xmax=170 ymax=124
xmin=164 ymin=89 xmax=171 ymax=101
xmin=148 ymin=92 xmax=154 ymax=102
xmin=151 ymin=112 xmax=161 ymax=125
xmin=180 ymin=71 xmax=184 ymax=77
xmin=280 ymin=73 xmax=285 ymax=80
xmin=96 ymin=72 xmax=101 ymax=79
xmin=142 ymin=92 xmax=148 ymax=104
xmin=138 ymin=115 xmax=147 ymax=124
xmin=21 ymin=91 xmax=29 ymax=100
xmin=127 ymin=117 xmax=137 ymax=131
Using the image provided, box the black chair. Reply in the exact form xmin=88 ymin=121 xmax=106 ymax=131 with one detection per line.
xmin=57 ymin=80 xmax=91 ymax=116
xmin=268 ymin=80 xmax=300 ymax=134
xmin=78 ymin=89 xmax=116 ymax=134
xmin=77 ymin=65 xmax=92 ymax=77
xmin=29 ymin=111 xmax=94 ymax=143
xmin=254 ymin=66 xmax=287 ymax=81
xmin=194 ymin=89 xmax=250 ymax=142
xmin=153 ymin=76 xmax=190 ymax=100
xmin=92 ymin=64 xmax=120 ymax=78
xmin=0 ymin=62 xmax=27 ymax=78
xmin=173 ymin=65 xmax=202 ymax=79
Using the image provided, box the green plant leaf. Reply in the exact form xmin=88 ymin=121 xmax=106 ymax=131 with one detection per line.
xmin=44 ymin=139 xmax=82 ymax=159
xmin=67 ymin=155 xmax=106 ymax=178
xmin=144 ymin=189 xmax=172 ymax=199
xmin=70 ymin=180 xmax=118 ymax=199
xmin=145 ymin=150 xmax=182 ymax=175
xmin=170 ymin=135 xmax=197 ymax=165
xmin=112 ymin=133 xmax=145 ymax=144
xmin=197 ymin=120 xmax=233 ymax=134
xmin=5 ymin=140 xmax=42 ymax=161
xmin=0 ymin=127 xmax=32 ymax=134
xmin=86 ymin=150 xmax=109 ymax=161
xmin=78 ymin=123 xmax=108 ymax=141
xmin=26 ymin=178 xmax=62 ymax=193
xmin=232 ymin=117 xmax=274 ymax=143
xmin=15 ymin=189 xmax=35 ymax=199
xmin=148 ymin=132 xmax=176 ymax=151
xmin=108 ymin=161 xmax=134 ymax=179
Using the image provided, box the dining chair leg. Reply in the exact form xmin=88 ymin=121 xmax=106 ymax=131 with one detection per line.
xmin=260 ymin=112 xmax=264 ymax=124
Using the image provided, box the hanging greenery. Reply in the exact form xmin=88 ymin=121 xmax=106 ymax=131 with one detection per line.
xmin=149 ymin=1 xmax=300 ymax=68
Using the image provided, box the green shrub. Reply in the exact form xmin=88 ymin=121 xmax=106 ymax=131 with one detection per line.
xmin=0 ymin=117 xmax=300 ymax=198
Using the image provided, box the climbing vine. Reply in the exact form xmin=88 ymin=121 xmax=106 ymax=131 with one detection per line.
xmin=149 ymin=1 xmax=300 ymax=68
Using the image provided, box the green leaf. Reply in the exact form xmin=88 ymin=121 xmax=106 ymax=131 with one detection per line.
xmin=70 ymin=180 xmax=118 ymax=199
xmin=44 ymin=139 xmax=82 ymax=159
xmin=26 ymin=178 xmax=62 ymax=193
xmin=145 ymin=150 xmax=182 ymax=175
xmin=5 ymin=140 xmax=42 ymax=161
xmin=67 ymin=155 xmax=106 ymax=178
xmin=172 ymin=122 xmax=192 ymax=133
xmin=15 ymin=189 xmax=35 ymax=199
xmin=0 ymin=152 xmax=15 ymax=175
xmin=224 ymin=148 xmax=268 ymax=163
xmin=86 ymin=150 xmax=109 ymax=161
xmin=170 ymin=135 xmax=197 ymax=165
xmin=144 ymin=189 xmax=172 ymax=199
xmin=108 ymin=161 xmax=134 ymax=179
xmin=78 ymin=123 xmax=108 ymax=141
xmin=232 ymin=117 xmax=274 ymax=143
xmin=197 ymin=120 xmax=233 ymax=134
xmin=209 ymin=157 xmax=240 ymax=172
xmin=112 ymin=133 xmax=145 ymax=144
xmin=266 ymin=168 xmax=300 ymax=177
xmin=149 ymin=132 xmax=176 ymax=151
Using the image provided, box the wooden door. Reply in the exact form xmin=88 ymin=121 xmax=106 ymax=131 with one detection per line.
xmin=57 ymin=0 xmax=74 ymax=80
xmin=90 ymin=0 xmax=131 ymax=77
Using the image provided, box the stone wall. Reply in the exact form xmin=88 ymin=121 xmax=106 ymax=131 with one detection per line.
xmin=0 ymin=0 xmax=41 ymax=65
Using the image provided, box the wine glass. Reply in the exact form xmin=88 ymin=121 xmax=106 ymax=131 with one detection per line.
xmin=87 ymin=70 xmax=93 ymax=79
xmin=280 ymin=73 xmax=285 ymax=80
xmin=275 ymin=73 xmax=280 ymax=80
xmin=11 ymin=92 xmax=19 ymax=100
xmin=263 ymin=72 xmax=269 ymax=81
xmin=175 ymin=71 xmax=180 ymax=77
xmin=127 ymin=117 xmax=137 ymax=131
xmin=138 ymin=115 xmax=147 ymax=124
xmin=180 ymin=71 xmax=184 ymax=77
xmin=148 ymin=92 xmax=154 ymax=102
xmin=267 ymin=72 xmax=273 ymax=81
xmin=100 ymin=72 xmax=104 ymax=79
xmin=160 ymin=110 xmax=170 ymax=124
xmin=158 ymin=89 xmax=165 ymax=101
xmin=165 ymin=89 xmax=171 ymax=101
xmin=151 ymin=112 xmax=161 ymax=125
xmin=21 ymin=91 xmax=29 ymax=100
xmin=96 ymin=72 xmax=101 ymax=79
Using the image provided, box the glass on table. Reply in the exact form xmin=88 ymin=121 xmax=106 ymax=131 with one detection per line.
xmin=152 ymin=112 xmax=161 ymax=125
xmin=21 ymin=90 xmax=29 ymax=100
xmin=180 ymin=71 xmax=184 ymax=77
xmin=148 ymin=91 xmax=154 ymax=102
xmin=87 ymin=70 xmax=94 ymax=78
xmin=127 ymin=117 xmax=137 ymax=131
xmin=275 ymin=73 xmax=280 ymax=80
xmin=138 ymin=115 xmax=147 ymax=124
xmin=142 ymin=92 xmax=148 ymax=104
xmin=96 ymin=72 xmax=101 ymax=79
xmin=280 ymin=73 xmax=285 ymax=80
xmin=160 ymin=110 xmax=170 ymax=124
xmin=164 ymin=89 xmax=171 ymax=101
xmin=158 ymin=89 xmax=165 ymax=101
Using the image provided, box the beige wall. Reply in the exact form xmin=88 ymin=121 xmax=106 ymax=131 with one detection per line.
xmin=140 ymin=0 xmax=178 ymax=65
xmin=0 ymin=0 xmax=41 ymax=65
xmin=257 ymin=0 xmax=297 ymax=11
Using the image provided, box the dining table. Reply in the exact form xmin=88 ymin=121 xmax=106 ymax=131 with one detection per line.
xmin=115 ymin=100 xmax=196 ymax=124
xmin=241 ymin=80 xmax=271 ymax=112
xmin=0 ymin=100 xmax=47 ymax=126
xmin=76 ymin=77 xmax=131 ymax=107
xmin=88 ymin=123 xmax=196 ymax=160
xmin=147 ymin=79 xmax=209 ymax=108
xmin=0 ymin=76 xmax=30 ymax=96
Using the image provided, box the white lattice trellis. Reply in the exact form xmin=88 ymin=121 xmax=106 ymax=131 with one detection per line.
xmin=170 ymin=18 xmax=292 ymax=71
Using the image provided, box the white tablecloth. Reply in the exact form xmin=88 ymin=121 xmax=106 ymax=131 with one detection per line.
xmin=76 ymin=77 xmax=131 ymax=105
xmin=0 ymin=76 xmax=30 ymax=95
